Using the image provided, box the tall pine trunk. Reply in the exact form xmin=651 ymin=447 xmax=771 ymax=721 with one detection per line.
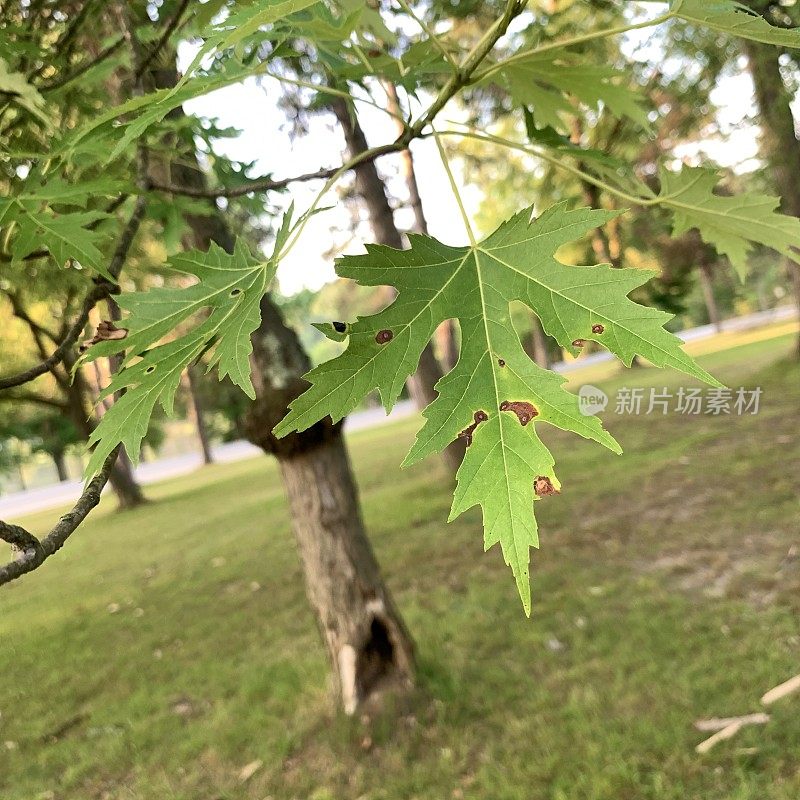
xmin=148 ymin=64 xmax=416 ymax=712
xmin=744 ymin=38 xmax=800 ymax=357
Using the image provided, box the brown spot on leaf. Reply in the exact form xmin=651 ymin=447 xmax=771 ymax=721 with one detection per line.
xmin=572 ymin=339 xmax=586 ymax=348
xmin=592 ymin=324 xmax=605 ymax=334
xmin=534 ymin=476 xmax=559 ymax=497
xmin=79 ymin=320 xmax=128 ymax=352
xmin=499 ymin=400 xmax=538 ymax=426
xmin=458 ymin=410 xmax=488 ymax=447
xmin=375 ymin=329 xmax=393 ymax=344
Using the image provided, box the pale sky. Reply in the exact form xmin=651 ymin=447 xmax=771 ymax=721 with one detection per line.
xmin=180 ymin=12 xmax=799 ymax=296
xmin=182 ymin=69 xmax=480 ymax=294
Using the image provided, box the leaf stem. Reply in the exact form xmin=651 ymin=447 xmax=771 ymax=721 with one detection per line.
xmin=434 ymin=132 xmax=476 ymax=247
xmin=472 ymin=8 xmax=678 ymax=83
xmin=264 ymin=69 xmax=406 ymax=125
xmin=434 ymin=127 xmax=658 ymax=207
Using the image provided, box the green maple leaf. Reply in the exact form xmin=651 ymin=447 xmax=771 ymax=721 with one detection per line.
xmin=180 ymin=0 xmax=321 ymax=83
xmin=485 ymin=51 xmax=650 ymax=132
xmin=658 ymin=166 xmax=800 ymax=278
xmin=0 ymin=56 xmax=51 ymax=128
xmin=81 ymin=239 xmax=275 ymax=479
xmin=673 ymin=0 xmax=800 ymax=47
xmin=10 ymin=208 xmax=110 ymax=275
xmin=274 ymin=203 xmax=719 ymax=613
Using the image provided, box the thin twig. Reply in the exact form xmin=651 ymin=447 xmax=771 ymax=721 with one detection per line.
xmin=41 ymin=37 xmax=125 ymax=93
xmin=148 ymin=165 xmax=340 ymax=198
xmin=0 ymin=191 xmax=143 ymax=392
xmin=0 ymin=283 xmax=114 ymax=390
xmin=136 ymin=0 xmax=191 ymax=79
xmin=148 ymin=0 xmax=525 ymax=201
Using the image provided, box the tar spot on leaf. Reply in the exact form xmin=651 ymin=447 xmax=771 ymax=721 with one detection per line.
xmin=458 ymin=410 xmax=488 ymax=446
xmin=499 ymin=400 xmax=538 ymax=426
xmin=332 ymin=321 xmax=347 ymax=333
xmin=375 ymin=329 xmax=393 ymax=344
xmin=498 ymin=358 xmax=506 ymax=367
xmin=230 ymin=288 xmax=242 ymax=297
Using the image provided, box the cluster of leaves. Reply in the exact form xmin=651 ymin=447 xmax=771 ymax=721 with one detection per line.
xmin=3 ymin=0 xmax=800 ymax=608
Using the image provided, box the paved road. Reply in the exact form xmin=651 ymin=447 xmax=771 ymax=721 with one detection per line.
xmin=1 ymin=305 xmax=795 ymax=520
xmin=0 ymin=401 xmax=417 ymax=520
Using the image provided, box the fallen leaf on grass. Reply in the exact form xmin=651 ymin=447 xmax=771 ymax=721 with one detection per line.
xmin=238 ymin=759 xmax=263 ymax=783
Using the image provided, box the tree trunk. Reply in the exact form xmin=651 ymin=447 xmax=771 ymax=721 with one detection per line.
xmin=185 ymin=366 xmax=214 ymax=465
xmin=244 ymin=295 xmax=416 ymax=713
xmin=331 ymin=96 xmax=465 ymax=474
xmin=65 ymin=353 xmax=146 ymax=508
xmin=279 ymin=433 xmax=414 ymax=713
xmin=697 ymin=262 xmax=722 ymax=332
xmin=107 ymin=449 xmax=146 ymax=509
xmin=386 ymin=83 xmax=462 ymax=378
xmin=744 ymin=37 xmax=800 ymax=357
xmin=526 ymin=316 xmax=551 ymax=369
xmin=52 ymin=450 xmax=69 ymax=482
xmin=146 ymin=64 xmax=416 ymax=712
xmin=16 ymin=464 xmax=27 ymax=492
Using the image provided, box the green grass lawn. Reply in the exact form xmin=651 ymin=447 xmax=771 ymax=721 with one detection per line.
xmin=2 ymin=327 xmax=799 ymax=800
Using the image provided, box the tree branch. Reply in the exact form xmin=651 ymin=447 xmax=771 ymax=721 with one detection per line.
xmin=0 ymin=391 xmax=69 ymax=409
xmin=148 ymin=165 xmax=340 ymax=198
xmin=0 ymin=190 xmax=144 ymax=392
xmin=0 ymin=447 xmax=120 ymax=586
xmin=41 ymin=36 xmax=125 ymax=93
xmin=135 ymin=0 xmax=191 ymax=80
xmin=148 ymin=0 xmax=525 ymax=201
xmin=0 ymin=283 xmax=114 ymax=390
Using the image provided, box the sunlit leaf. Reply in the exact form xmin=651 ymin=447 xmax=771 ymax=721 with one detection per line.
xmin=274 ymin=203 xmax=719 ymax=612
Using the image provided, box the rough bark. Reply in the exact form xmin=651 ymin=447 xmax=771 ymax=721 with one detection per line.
xmin=279 ymin=438 xmax=415 ymax=713
xmin=744 ymin=38 xmax=800 ymax=356
xmin=247 ymin=296 xmax=415 ymax=712
xmin=147 ymin=66 xmax=416 ymax=712
xmin=331 ymin=96 xmax=465 ymax=474
xmin=569 ymin=116 xmax=619 ymax=267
